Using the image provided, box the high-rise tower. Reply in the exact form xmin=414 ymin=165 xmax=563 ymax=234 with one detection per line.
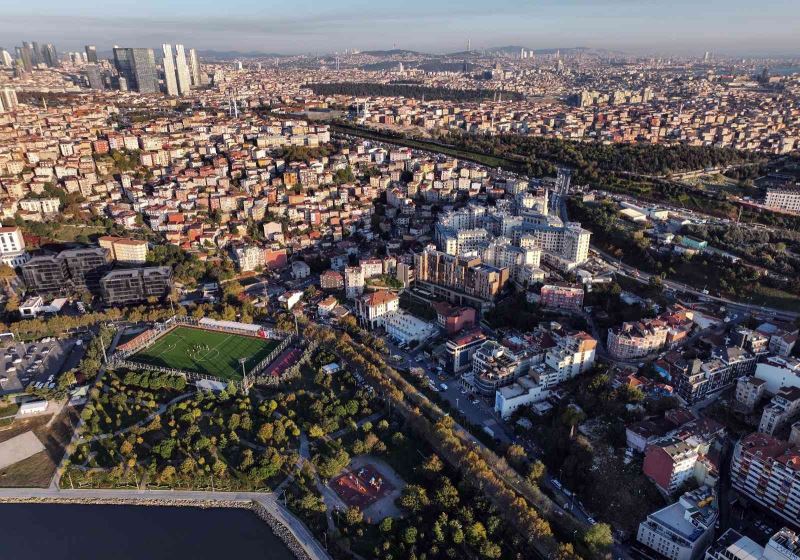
xmin=174 ymin=44 xmax=192 ymax=95
xmin=161 ymin=44 xmax=179 ymax=96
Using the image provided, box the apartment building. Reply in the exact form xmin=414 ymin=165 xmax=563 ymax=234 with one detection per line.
xmin=21 ymin=247 xmax=111 ymax=295
xmin=673 ymin=346 xmax=757 ymax=404
xmin=735 ymin=376 xmax=767 ymax=413
xmin=539 ymin=283 xmax=584 ymax=311
xmin=730 ymin=433 xmax=800 ymax=529
xmin=643 ymin=438 xmax=700 ymax=494
xmin=444 ymin=328 xmax=487 ymax=374
xmin=531 ymin=331 xmax=597 ymax=388
xmin=344 ymin=266 xmax=364 ymax=299
xmin=355 ymin=291 xmax=399 ymax=329
xmin=99 ymin=266 xmax=173 ymax=305
xmin=759 ymin=387 xmax=800 ymax=435
xmin=755 ymin=356 xmax=800 ymax=395
xmin=495 ymin=375 xmax=550 ymax=419
xmin=61 ymin=248 xmax=112 ymax=292
xmin=291 ymin=260 xmax=311 ymax=280
xmin=20 ymin=255 xmax=69 ymax=295
xmin=470 ymin=340 xmax=521 ymax=397
xmin=320 ymin=270 xmax=344 ymax=290
xmin=229 ymin=244 xmax=264 ymax=273
xmin=432 ymin=302 xmax=476 ymax=334
xmin=98 ymin=236 xmax=148 ymax=263
xmin=0 ymin=226 xmax=28 ymax=267
xmin=381 ymin=310 xmax=437 ymax=345
xmin=765 ymin=186 xmax=800 ymax=213
xmin=608 ymin=318 xmax=669 ymax=360
xmin=414 ymin=246 xmax=509 ymax=306
xmin=636 ymin=487 xmax=718 ymax=560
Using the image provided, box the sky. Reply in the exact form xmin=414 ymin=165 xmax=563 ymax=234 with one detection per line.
xmin=1 ymin=0 xmax=798 ymax=57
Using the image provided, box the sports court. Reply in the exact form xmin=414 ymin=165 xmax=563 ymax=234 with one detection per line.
xmin=331 ymin=463 xmax=394 ymax=509
xmin=127 ymin=326 xmax=279 ymax=380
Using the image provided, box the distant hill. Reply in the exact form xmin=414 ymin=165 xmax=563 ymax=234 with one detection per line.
xmin=360 ymin=49 xmax=422 ymax=57
xmin=197 ymin=50 xmax=289 ymax=59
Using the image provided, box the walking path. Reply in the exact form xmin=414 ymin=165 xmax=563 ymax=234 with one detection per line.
xmin=77 ymin=392 xmax=194 ymax=444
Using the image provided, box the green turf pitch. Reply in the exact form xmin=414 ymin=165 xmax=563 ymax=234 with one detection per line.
xmin=128 ymin=326 xmax=279 ymax=380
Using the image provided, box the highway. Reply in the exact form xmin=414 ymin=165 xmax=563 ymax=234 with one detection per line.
xmin=556 ymin=195 xmax=800 ymax=322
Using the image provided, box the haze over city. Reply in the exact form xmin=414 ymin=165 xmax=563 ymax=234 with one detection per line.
xmin=1 ymin=0 xmax=799 ymax=56
xmin=0 ymin=3 xmax=800 ymax=560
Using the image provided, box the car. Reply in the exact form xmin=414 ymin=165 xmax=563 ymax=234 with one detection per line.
xmin=586 ymin=517 xmax=597 ymax=525
xmin=552 ymin=480 xmax=562 ymax=490
xmin=439 ymin=383 xmax=448 ymax=391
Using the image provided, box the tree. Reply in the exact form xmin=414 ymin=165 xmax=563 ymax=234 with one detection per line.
xmin=505 ymin=444 xmax=526 ymax=470
xmin=584 ymin=523 xmax=613 ymax=552
xmin=479 ymin=541 xmax=502 ymax=559
xmin=0 ymin=264 xmax=17 ymax=295
xmin=257 ymin=422 xmax=274 ymax=443
xmin=344 ymin=506 xmax=363 ymax=526
xmin=399 ymin=484 xmax=430 ymax=513
xmin=422 ymin=453 xmax=444 ymax=477
xmin=527 ymin=460 xmax=546 ymax=486
xmin=379 ymin=517 xmax=394 ymax=533
xmin=554 ymin=543 xmax=583 ymax=560
xmin=403 ymin=526 xmax=418 ymax=545
xmin=465 ymin=521 xmax=487 ymax=546
xmin=434 ymin=477 xmax=460 ymax=510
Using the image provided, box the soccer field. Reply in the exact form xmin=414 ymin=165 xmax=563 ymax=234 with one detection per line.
xmin=128 ymin=327 xmax=280 ymax=381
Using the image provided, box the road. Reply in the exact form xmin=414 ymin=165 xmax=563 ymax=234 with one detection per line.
xmin=382 ymin=336 xmax=513 ymax=444
xmin=558 ymin=195 xmax=800 ymax=322
xmin=0 ymin=486 xmax=331 ymax=560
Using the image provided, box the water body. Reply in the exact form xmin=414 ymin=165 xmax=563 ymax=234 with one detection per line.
xmin=0 ymin=503 xmax=295 ymax=559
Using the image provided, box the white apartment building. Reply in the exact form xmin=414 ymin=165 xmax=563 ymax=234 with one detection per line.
xmin=759 ymin=387 xmax=800 ymax=435
xmin=495 ymin=375 xmax=550 ymax=419
xmin=355 ymin=291 xmax=399 ymax=329
xmin=344 ymin=266 xmax=364 ymax=299
xmin=534 ymin=332 xmax=597 ymax=387
xmin=766 ymin=187 xmax=800 ymax=213
xmin=755 ymin=357 xmax=800 ymax=395
xmin=381 ymin=310 xmax=437 ymax=345
xmin=291 ymin=260 xmax=311 ymax=280
xmin=360 ymin=258 xmax=383 ymax=279
xmin=636 ymin=488 xmax=718 ymax=560
xmin=0 ymin=226 xmax=28 ymax=266
xmin=230 ymin=244 xmax=264 ymax=272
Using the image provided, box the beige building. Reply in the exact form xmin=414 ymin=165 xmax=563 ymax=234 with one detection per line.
xmin=99 ymin=236 xmax=148 ymax=264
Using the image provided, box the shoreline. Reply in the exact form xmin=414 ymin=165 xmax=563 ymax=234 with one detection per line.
xmin=0 ymin=495 xmax=313 ymax=560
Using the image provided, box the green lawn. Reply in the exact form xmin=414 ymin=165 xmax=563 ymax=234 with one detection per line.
xmin=128 ymin=327 xmax=279 ymax=380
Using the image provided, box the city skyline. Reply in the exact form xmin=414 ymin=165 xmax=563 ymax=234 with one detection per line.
xmin=1 ymin=0 xmax=799 ymax=57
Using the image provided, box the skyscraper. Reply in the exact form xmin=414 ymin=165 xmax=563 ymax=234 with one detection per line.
xmin=174 ymin=44 xmax=192 ymax=95
xmin=18 ymin=43 xmax=33 ymax=72
xmin=0 ymin=49 xmax=12 ymax=67
xmin=42 ymin=44 xmax=58 ymax=67
xmin=188 ymin=48 xmax=202 ymax=87
xmin=30 ymin=42 xmax=41 ymax=66
xmin=0 ymin=88 xmax=19 ymax=113
xmin=85 ymin=45 xmax=98 ymax=63
xmin=161 ymin=44 xmax=179 ymax=96
xmin=84 ymin=65 xmax=105 ymax=90
xmin=113 ymin=48 xmax=158 ymax=93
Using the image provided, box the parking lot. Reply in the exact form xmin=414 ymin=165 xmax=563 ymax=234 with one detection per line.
xmin=0 ymin=337 xmax=86 ymax=394
xmin=382 ymin=335 xmax=512 ymax=443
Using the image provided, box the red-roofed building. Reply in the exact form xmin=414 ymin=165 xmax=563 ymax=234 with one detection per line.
xmin=355 ymin=291 xmax=399 ymax=329
xmin=431 ymin=301 xmax=476 ymax=334
xmin=731 ymin=432 xmax=800 ymax=528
